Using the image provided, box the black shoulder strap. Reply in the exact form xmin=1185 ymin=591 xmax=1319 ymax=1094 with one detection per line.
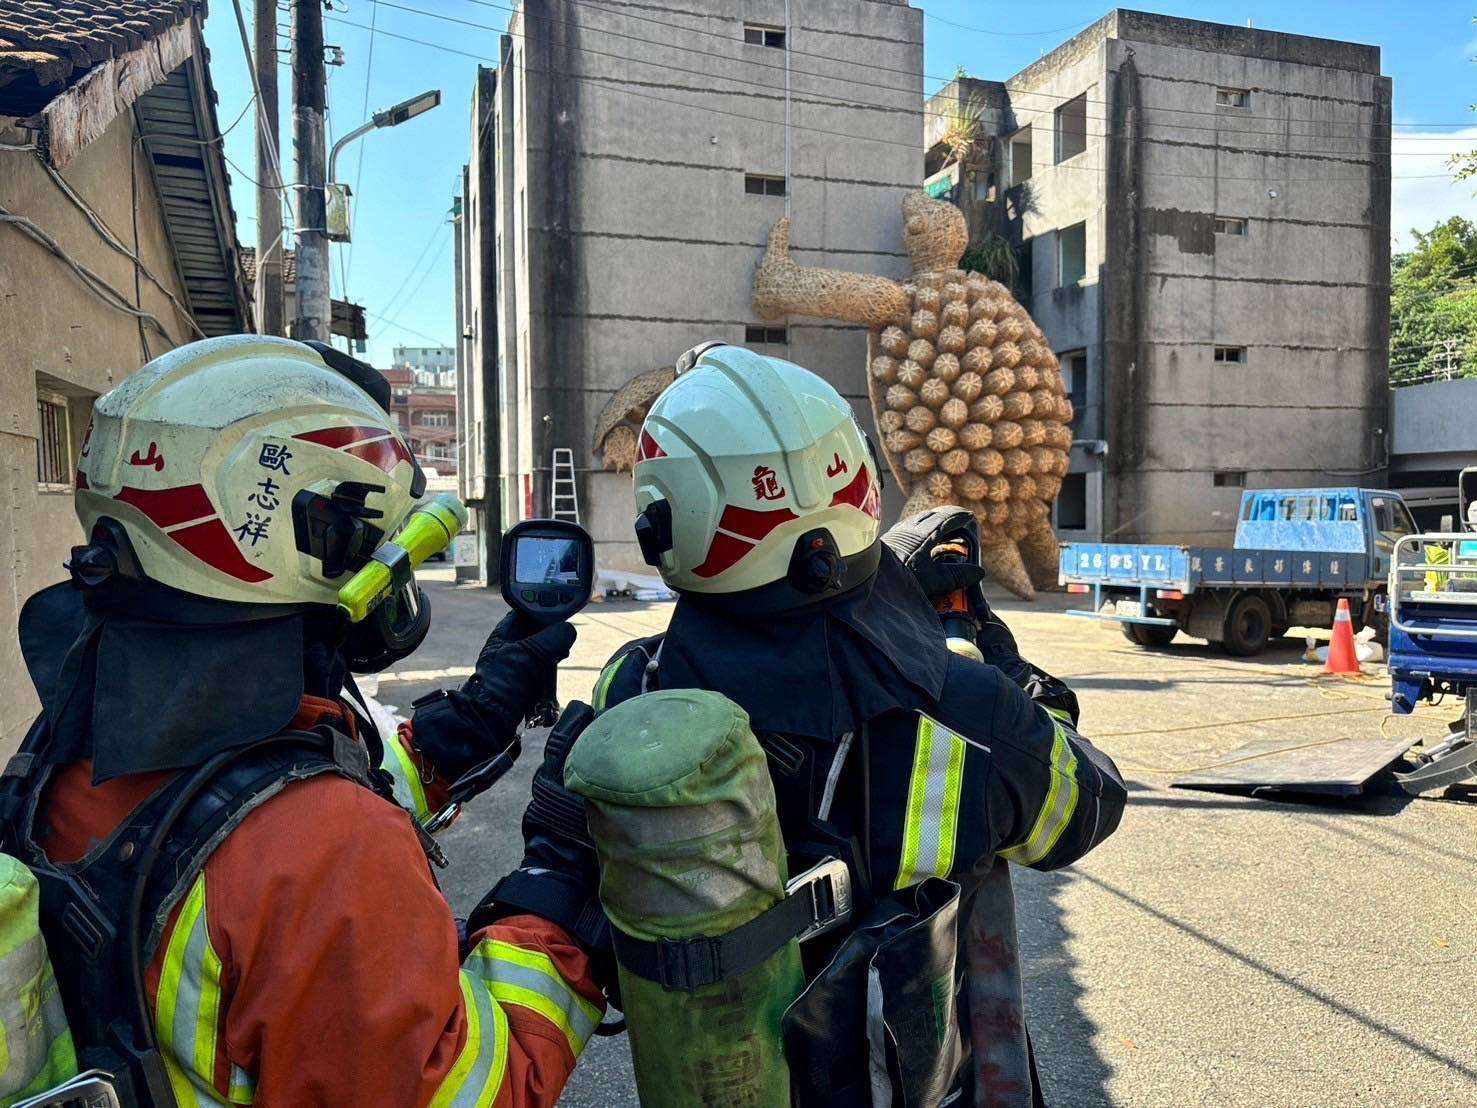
xmin=5 ymin=726 xmax=379 ymax=1108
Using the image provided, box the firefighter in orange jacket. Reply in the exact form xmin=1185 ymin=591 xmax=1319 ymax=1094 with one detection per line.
xmin=4 ymin=336 xmax=608 ymax=1107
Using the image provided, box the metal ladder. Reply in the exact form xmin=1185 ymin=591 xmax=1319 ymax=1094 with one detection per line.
xmin=550 ymin=447 xmax=580 ymax=523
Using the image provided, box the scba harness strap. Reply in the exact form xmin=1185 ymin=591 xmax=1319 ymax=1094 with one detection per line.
xmin=0 ymin=721 xmax=396 ymax=1108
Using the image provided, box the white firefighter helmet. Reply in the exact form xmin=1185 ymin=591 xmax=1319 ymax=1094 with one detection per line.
xmin=75 ymin=334 xmax=423 ymax=608
xmin=632 ymin=344 xmax=882 ymax=607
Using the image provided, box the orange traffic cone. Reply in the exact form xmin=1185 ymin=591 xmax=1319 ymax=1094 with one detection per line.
xmin=1324 ymin=597 xmax=1361 ymax=675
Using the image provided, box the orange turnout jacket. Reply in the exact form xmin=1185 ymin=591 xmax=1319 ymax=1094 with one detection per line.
xmin=36 ymin=697 xmax=604 ymax=1107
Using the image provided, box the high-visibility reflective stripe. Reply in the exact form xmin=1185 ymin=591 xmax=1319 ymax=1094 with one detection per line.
xmin=383 ymin=731 xmax=432 ymax=822
xmin=428 ymin=973 xmax=509 ymax=1108
xmin=592 ymin=655 xmax=627 ymax=713
xmin=894 ymin=714 xmax=968 ymax=890
xmin=228 ymin=1063 xmax=256 ymax=1104
xmin=465 ymin=939 xmax=600 ymax=1059
xmin=999 ymin=714 xmax=1080 ymax=867
xmin=155 ymin=874 xmax=237 ymax=1106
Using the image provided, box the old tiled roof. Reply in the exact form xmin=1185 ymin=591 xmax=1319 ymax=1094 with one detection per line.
xmin=240 ymin=247 xmax=299 ymax=285
xmin=0 ymin=1 xmax=201 ymax=116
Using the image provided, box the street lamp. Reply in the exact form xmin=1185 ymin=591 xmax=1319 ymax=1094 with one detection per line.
xmin=326 ymin=89 xmax=442 ymax=242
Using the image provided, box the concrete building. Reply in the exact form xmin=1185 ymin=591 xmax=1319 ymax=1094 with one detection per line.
xmin=924 ymin=11 xmax=1392 ymax=544
xmin=459 ymin=0 xmax=923 ymax=579
xmin=393 ymin=344 xmax=457 ymax=388
xmin=0 ymin=1 xmax=251 ymax=754
xmin=1388 ymin=377 xmax=1477 ymax=527
xmin=386 ymin=366 xmax=459 ymax=476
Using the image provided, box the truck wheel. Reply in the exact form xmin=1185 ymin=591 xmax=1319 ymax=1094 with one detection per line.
xmin=1223 ymin=593 xmax=1272 ymax=657
xmin=1122 ymin=622 xmax=1178 ymax=648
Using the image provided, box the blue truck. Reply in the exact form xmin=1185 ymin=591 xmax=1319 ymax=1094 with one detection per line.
xmin=1058 ymin=487 xmax=1418 ymax=656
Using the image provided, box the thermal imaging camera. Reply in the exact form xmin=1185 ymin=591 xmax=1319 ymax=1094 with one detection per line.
xmin=500 ymin=519 xmax=595 ymax=625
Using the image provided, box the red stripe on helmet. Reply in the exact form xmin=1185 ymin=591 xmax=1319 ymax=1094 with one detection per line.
xmin=115 ymin=484 xmax=215 ymax=529
xmin=635 ymin=429 xmax=666 ymax=463
xmin=344 ymin=435 xmax=414 ymax=474
xmin=692 ymin=531 xmax=756 ymax=579
xmin=716 ymin=503 xmax=797 ymax=542
xmin=294 ymin=425 xmax=392 ymax=449
xmin=830 ymin=464 xmax=880 ymax=520
xmin=168 ymin=519 xmax=273 ymax=583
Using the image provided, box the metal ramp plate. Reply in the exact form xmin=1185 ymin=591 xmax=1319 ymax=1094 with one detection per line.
xmin=1172 ymin=735 xmax=1422 ymax=797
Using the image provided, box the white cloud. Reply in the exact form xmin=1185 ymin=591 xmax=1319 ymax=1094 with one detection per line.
xmin=1391 ymin=127 xmax=1477 ymax=251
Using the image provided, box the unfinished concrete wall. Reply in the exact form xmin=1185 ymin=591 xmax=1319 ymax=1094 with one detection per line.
xmin=0 ymin=110 xmax=195 ymax=755
xmin=482 ymin=0 xmax=922 ymax=570
xmin=981 ymin=10 xmax=1389 ymax=545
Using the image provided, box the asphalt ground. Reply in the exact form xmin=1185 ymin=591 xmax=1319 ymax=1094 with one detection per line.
xmin=376 ymin=566 xmax=1477 ymax=1107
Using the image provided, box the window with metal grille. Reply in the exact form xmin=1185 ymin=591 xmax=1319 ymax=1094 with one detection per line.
xmin=743 ymin=23 xmax=786 ymax=48
xmin=744 ymin=174 xmax=787 ymax=197
xmin=1214 ymin=346 xmax=1247 ymax=364
xmin=745 ymin=325 xmax=788 ymax=345
xmin=36 ymin=392 xmax=70 ymax=487
xmin=1215 ymin=87 xmax=1250 ymax=109
xmin=1215 ymin=216 xmax=1248 ymax=236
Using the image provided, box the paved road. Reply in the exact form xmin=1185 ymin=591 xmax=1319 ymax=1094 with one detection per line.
xmin=379 ymin=567 xmax=1477 ymax=1107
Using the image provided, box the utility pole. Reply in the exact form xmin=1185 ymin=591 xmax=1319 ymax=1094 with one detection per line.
xmin=291 ymin=0 xmax=329 ymax=341
xmin=253 ymin=0 xmax=284 ymax=336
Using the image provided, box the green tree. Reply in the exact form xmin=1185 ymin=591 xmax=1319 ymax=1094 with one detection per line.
xmin=1390 ymin=216 xmax=1477 ymax=384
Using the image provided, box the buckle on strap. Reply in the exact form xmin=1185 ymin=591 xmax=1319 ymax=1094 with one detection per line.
xmin=788 ymin=855 xmax=853 ymax=944
xmin=655 ymin=936 xmax=724 ymax=991
xmin=614 ymin=856 xmax=854 ymax=992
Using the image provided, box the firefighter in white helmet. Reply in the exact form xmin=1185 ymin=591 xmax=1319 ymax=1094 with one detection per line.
xmin=1 ymin=335 xmax=608 ymax=1106
xmin=589 ymin=343 xmax=1127 ymax=1106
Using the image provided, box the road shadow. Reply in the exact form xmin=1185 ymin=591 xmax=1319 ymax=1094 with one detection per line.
xmin=1014 ymin=867 xmax=1115 ymax=1106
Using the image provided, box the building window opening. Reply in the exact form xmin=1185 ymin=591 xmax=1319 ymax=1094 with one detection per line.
xmin=744 ymin=174 xmax=787 ymax=197
xmin=1214 ymin=470 xmax=1247 ymax=488
xmin=1215 ymin=216 xmax=1248 ymax=236
xmin=1010 ymin=127 xmax=1032 ymax=184
xmin=746 ymin=325 xmax=788 ymax=345
xmin=743 ymin=23 xmax=786 ymax=48
xmin=1216 ymin=87 xmax=1250 ymax=109
xmin=1058 ymin=222 xmax=1086 ymax=286
xmin=36 ymin=391 xmax=70 ymax=488
xmin=1055 ymin=472 xmax=1087 ymax=530
xmin=1060 ymin=350 xmax=1088 ymax=434
xmin=1054 ymin=94 xmax=1087 ymax=163
xmin=1213 ymin=346 xmax=1247 ymax=364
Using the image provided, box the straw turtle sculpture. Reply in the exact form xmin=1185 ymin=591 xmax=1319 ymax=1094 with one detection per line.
xmin=751 ymin=191 xmax=1071 ymax=599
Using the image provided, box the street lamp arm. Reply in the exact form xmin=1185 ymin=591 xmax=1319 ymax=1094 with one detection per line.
xmin=328 ymin=90 xmax=442 ymax=184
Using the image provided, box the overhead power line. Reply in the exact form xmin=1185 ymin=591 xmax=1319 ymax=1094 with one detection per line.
xmin=439 ymin=0 xmax=1472 ymax=134
xmin=325 ymin=16 xmax=1464 ymax=184
xmin=373 ymin=0 xmax=1448 ymax=154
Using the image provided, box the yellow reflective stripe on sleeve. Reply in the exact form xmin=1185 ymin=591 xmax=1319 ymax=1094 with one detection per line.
xmin=464 ymin=939 xmax=601 ymax=1060
xmin=592 ymin=655 xmax=627 ymax=713
xmin=894 ymin=714 xmax=969 ymax=890
xmin=429 ymin=973 xmax=509 ymax=1108
xmin=382 ymin=731 xmax=432 ymax=822
xmin=999 ymin=713 xmax=1080 ymax=867
xmin=154 ymin=874 xmax=236 ymax=1106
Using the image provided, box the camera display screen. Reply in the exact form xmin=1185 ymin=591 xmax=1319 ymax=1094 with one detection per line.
xmin=514 ymin=536 xmax=583 ymax=586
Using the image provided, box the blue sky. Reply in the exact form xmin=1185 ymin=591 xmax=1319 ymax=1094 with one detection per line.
xmin=201 ymin=1 xmax=1477 ymax=366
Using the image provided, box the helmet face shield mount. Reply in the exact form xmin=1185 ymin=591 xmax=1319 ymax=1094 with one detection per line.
xmin=633 ymin=346 xmax=882 ymax=611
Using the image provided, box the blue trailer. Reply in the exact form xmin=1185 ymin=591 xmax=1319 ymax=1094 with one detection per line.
xmin=1058 ymin=488 xmax=1418 ymax=656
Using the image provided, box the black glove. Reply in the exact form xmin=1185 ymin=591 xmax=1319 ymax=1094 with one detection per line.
xmin=410 ymin=612 xmax=576 ymax=785
xmin=471 ymin=701 xmax=614 ymax=985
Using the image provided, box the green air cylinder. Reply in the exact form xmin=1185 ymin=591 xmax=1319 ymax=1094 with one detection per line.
xmin=565 ymin=689 xmax=802 ymax=1108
